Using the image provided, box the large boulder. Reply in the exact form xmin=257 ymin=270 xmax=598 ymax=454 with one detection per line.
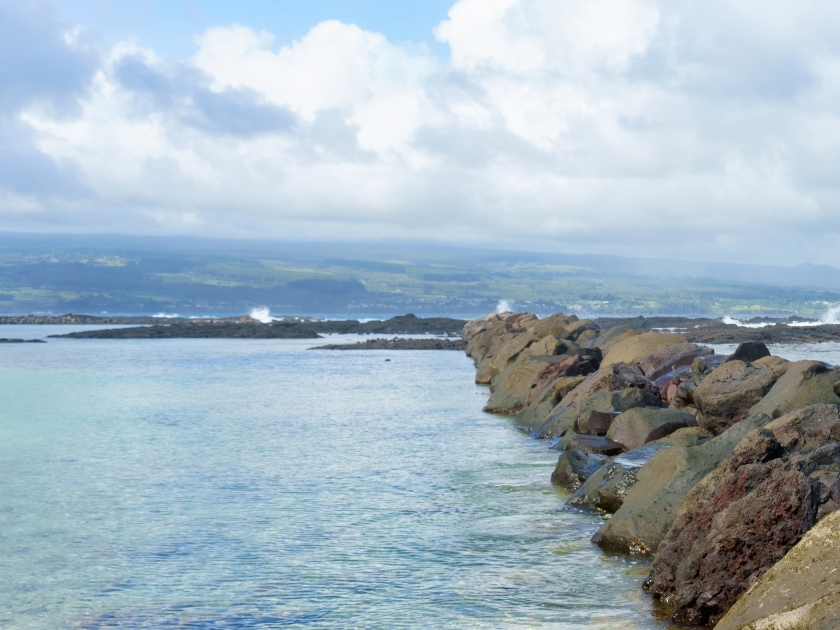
xmin=514 ymin=375 xmax=586 ymax=429
xmin=567 ymin=444 xmax=669 ymax=513
xmin=484 ymin=334 xmax=570 ymax=414
xmin=766 ymin=402 xmax=840 ymax=455
xmin=635 ymin=343 xmax=714 ymax=382
xmin=584 ymin=324 xmax=633 ymax=348
xmin=464 ymin=311 xmax=535 ymax=360
xmin=606 ymin=407 xmax=696 ymax=451
xmin=556 ymin=362 xmax=659 ymax=409
xmin=524 ymin=355 xmax=599 ymax=406
xmin=568 ymin=461 xmax=639 ymax=513
xmin=550 ymin=449 xmax=607 ymax=490
xmin=750 ymin=360 xmax=840 ymax=419
xmin=468 ymin=313 xmax=539 ymax=383
xmin=485 ymin=331 xmax=541 ymax=381
xmin=576 ymin=409 xmax=620 ymax=435
xmin=601 ymin=330 xmax=689 ymax=368
xmin=532 ymin=387 xmax=663 ymax=439
xmin=694 ymin=359 xmax=783 ymax=434
xmin=590 ymin=413 xmax=773 ymax=555
xmin=715 ymin=508 xmax=840 ymax=630
xmin=644 ymin=431 xmax=833 ymax=626
xmin=651 ymin=426 xmax=713 ymax=448
xmin=643 ymin=407 xmax=840 ymax=627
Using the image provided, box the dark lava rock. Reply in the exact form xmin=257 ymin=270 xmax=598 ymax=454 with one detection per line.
xmin=51 ymin=322 xmax=323 ymax=339
xmin=551 ymin=449 xmax=607 ymax=490
xmin=312 ymin=337 xmax=465 ymax=350
xmin=562 ymin=434 xmax=625 ymax=456
xmin=0 ymin=338 xmax=46 ymax=343
xmin=726 ymin=341 xmax=771 ymax=363
xmin=49 ymin=314 xmax=468 ymax=340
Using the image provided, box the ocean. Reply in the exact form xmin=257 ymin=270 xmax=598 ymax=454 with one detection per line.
xmin=4 ymin=327 xmax=835 ymax=628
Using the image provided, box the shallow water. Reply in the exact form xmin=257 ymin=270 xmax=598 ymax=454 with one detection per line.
xmin=0 ymin=329 xmax=669 ymax=629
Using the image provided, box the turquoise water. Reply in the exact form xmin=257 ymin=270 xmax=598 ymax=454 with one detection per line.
xmin=0 ymin=329 xmax=668 ymax=629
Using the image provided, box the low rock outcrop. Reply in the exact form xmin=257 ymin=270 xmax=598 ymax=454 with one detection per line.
xmin=715 ymin=508 xmax=840 ymax=630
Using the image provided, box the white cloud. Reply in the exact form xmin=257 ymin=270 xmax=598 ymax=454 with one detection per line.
xmin=7 ymin=0 xmax=840 ymax=263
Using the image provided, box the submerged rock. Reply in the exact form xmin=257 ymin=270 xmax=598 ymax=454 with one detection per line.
xmin=568 ymin=444 xmax=669 ymax=513
xmin=551 ymin=449 xmax=607 ymax=490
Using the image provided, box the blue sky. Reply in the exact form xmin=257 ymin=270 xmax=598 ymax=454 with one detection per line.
xmin=4 ymin=0 xmax=840 ymax=265
xmin=58 ymin=0 xmax=456 ymax=57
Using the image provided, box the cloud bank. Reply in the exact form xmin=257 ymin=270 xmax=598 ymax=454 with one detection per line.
xmin=4 ymin=0 xmax=840 ymax=263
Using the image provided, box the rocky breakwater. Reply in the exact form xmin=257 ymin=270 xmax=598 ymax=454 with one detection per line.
xmin=462 ymin=312 xmax=840 ymax=627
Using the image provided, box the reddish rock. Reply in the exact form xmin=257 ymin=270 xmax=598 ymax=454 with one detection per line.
xmin=644 ymin=410 xmax=840 ymax=626
xmin=654 ymin=365 xmax=692 ymax=405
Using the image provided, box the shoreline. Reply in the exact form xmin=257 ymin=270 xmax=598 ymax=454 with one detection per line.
xmin=3 ymin=312 xmax=840 ymax=344
xmin=463 ymin=310 xmax=840 ymax=627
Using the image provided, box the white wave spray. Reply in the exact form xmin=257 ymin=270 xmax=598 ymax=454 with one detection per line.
xmin=496 ymin=300 xmax=512 ymax=314
xmin=819 ymin=304 xmax=840 ymax=325
xmin=250 ymin=307 xmax=273 ymax=323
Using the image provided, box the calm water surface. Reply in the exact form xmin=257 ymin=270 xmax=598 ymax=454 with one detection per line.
xmin=0 ymin=328 xmax=672 ymax=629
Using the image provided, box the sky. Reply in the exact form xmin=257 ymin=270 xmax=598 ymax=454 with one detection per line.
xmin=2 ymin=0 xmax=840 ymax=265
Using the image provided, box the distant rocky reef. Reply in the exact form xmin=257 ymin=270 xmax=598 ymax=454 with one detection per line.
xmin=47 ymin=314 xmax=467 ymax=339
xmin=313 ymin=337 xmax=466 ymax=351
xmin=463 ymin=311 xmax=840 ymax=628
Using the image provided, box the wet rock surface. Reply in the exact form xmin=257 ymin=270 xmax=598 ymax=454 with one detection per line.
xmin=550 ymin=449 xmax=607 ymax=490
